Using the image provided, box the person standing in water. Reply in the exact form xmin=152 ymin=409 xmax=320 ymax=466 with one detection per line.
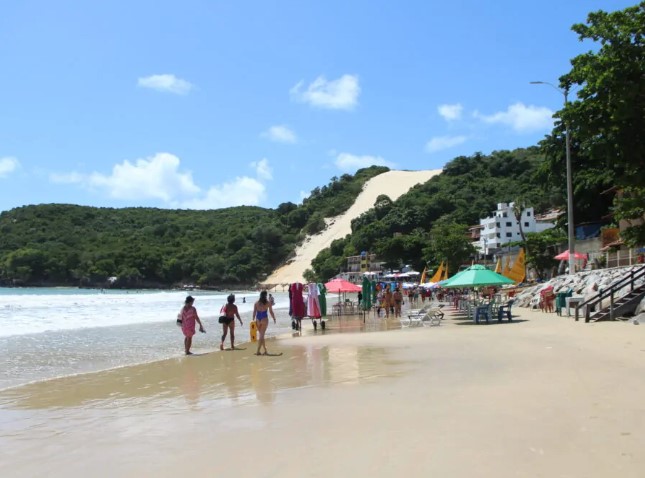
xmin=180 ymin=296 xmax=205 ymax=355
xmin=253 ymin=290 xmax=276 ymax=355
xmin=220 ymin=294 xmax=243 ymax=350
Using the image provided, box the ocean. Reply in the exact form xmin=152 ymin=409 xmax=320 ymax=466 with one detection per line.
xmin=0 ymin=288 xmax=295 ymax=390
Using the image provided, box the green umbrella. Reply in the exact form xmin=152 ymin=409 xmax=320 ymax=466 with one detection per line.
xmin=361 ymin=276 xmax=372 ymax=310
xmin=438 ymin=268 xmax=467 ymax=288
xmin=443 ymin=264 xmax=515 ymax=288
xmin=317 ymin=283 xmax=327 ymax=317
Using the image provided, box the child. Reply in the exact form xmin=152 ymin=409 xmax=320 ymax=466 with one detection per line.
xmin=180 ymin=296 xmax=205 ymax=355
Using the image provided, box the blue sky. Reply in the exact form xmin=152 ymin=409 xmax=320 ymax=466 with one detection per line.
xmin=0 ymin=0 xmax=635 ymax=212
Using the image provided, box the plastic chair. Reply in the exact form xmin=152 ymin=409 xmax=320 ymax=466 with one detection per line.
xmin=474 ymin=303 xmax=492 ymax=323
xmin=555 ymin=289 xmax=573 ymax=316
xmin=497 ymin=299 xmax=515 ymax=321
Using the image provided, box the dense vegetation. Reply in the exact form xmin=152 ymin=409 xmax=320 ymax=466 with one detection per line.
xmin=0 ymin=166 xmax=387 ymax=287
xmin=540 ymin=2 xmax=645 ymax=245
xmin=305 ymin=147 xmax=571 ymax=281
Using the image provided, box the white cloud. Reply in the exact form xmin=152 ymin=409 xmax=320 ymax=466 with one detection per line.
xmin=0 ymin=157 xmax=19 ymax=178
xmin=438 ymin=103 xmax=463 ymax=121
xmin=137 ymin=74 xmax=193 ymax=95
xmin=179 ymin=176 xmax=267 ymax=209
xmin=474 ymin=102 xmax=554 ymax=132
xmin=425 ymin=135 xmax=467 ymax=153
xmin=334 ymin=152 xmax=395 ymax=172
xmin=50 ymin=153 xmax=200 ymax=201
xmin=261 ymin=125 xmax=297 ymax=144
xmin=50 ymin=154 xmax=275 ymax=209
xmin=290 ymin=74 xmax=360 ymax=110
xmin=251 ymin=158 xmax=273 ymax=180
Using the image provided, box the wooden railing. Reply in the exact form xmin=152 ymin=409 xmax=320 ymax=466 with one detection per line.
xmin=575 ymin=265 xmax=645 ymax=322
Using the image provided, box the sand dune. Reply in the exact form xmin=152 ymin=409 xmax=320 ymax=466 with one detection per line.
xmin=264 ymin=169 xmax=442 ymax=285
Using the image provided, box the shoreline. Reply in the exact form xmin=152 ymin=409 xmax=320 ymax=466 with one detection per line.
xmin=2 ymin=306 xmax=645 ymax=477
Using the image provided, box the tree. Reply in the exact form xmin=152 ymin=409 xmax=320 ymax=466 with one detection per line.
xmin=374 ymin=194 xmax=393 ymax=219
xmin=522 ymin=229 xmax=567 ymax=280
xmin=424 ymin=219 xmax=476 ymax=276
xmin=374 ymin=233 xmax=427 ymax=271
xmin=554 ymin=3 xmax=645 ymax=245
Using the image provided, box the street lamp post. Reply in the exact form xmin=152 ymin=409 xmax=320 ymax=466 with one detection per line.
xmin=530 ymin=80 xmax=575 ymax=275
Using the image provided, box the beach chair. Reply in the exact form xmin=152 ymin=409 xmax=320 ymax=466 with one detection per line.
xmin=400 ymin=312 xmax=423 ymax=327
xmin=406 ymin=303 xmax=431 ymax=318
xmin=403 ymin=305 xmax=444 ymax=327
xmin=421 ymin=306 xmax=444 ymax=327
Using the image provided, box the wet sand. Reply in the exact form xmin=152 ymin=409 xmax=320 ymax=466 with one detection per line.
xmin=1 ymin=307 xmax=645 ymax=477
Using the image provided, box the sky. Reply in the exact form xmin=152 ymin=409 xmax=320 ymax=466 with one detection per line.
xmin=0 ymin=0 xmax=636 ymax=212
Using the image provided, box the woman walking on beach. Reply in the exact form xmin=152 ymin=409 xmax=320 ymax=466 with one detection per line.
xmin=383 ymin=288 xmax=393 ymax=318
xmin=253 ymin=290 xmax=276 ymax=355
xmin=220 ymin=294 xmax=243 ymax=350
xmin=393 ymin=287 xmax=403 ymax=318
xmin=180 ymin=296 xmax=205 ymax=355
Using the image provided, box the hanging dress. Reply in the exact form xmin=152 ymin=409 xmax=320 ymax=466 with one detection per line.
xmin=307 ymin=282 xmax=322 ymax=318
xmin=317 ymin=283 xmax=327 ymax=317
xmin=290 ymin=282 xmax=306 ymax=318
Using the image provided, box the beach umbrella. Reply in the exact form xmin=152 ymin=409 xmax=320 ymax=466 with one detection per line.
xmin=325 ymin=278 xmax=362 ymax=308
xmin=361 ymin=276 xmax=372 ymax=310
xmin=443 ymin=264 xmax=515 ymax=288
xmin=436 ymin=267 xmax=469 ymax=288
xmin=324 ymin=278 xmax=362 ymax=293
xmin=554 ymin=250 xmax=587 ymax=260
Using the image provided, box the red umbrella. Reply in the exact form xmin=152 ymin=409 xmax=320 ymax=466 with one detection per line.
xmin=325 ymin=278 xmax=362 ymax=316
xmin=554 ymin=250 xmax=587 ymax=260
xmin=324 ymin=278 xmax=362 ymax=293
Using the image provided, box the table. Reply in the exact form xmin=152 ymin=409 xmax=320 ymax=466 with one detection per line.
xmin=565 ymin=297 xmax=585 ymax=317
xmin=332 ymin=302 xmax=356 ymax=316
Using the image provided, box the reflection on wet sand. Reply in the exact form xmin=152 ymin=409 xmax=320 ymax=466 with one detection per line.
xmin=0 ymin=335 xmax=408 ymax=411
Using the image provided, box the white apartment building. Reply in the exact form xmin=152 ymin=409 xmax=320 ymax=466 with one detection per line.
xmin=477 ymin=202 xmax=555 ymax=254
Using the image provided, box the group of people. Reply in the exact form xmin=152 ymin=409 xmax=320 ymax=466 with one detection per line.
xmin=178 ymin=291 xmax=276 ymax=356
xmin=375 ymin=287 xmax=405 ymax=318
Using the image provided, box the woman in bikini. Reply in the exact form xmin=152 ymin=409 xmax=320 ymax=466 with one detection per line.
xmin=253 ymin=290 xmax=276 ymax=355
xmin=220 ymin=294 xmax=243 ymax=350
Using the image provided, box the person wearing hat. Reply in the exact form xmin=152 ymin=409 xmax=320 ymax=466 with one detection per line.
xmin=220 ymin=294 xmax=243 ymax=350
xmin=180 ymin=296 xmax=205 ymax=355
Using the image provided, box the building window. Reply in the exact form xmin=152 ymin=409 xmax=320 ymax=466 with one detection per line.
xmin=526 ymin=211 xmax=531 ymax=216
xmin=524 ymin=222 xmax=529 ymax=227
xmin=496 ymin=233 xmax=500 ymax=238
xmin=506 ymin=222 xmax=512 ymax=227
xmin=502 ymin=213 xmax=507 ymax=218
xmin=496 ymin=222 xmax=501 ymax=228
xmin=506 ymin=232 xmax=512 ymax=238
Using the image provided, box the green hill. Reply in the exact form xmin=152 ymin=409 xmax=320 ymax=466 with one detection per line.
xmin=0 ymin=166 xmax=388 ymax=288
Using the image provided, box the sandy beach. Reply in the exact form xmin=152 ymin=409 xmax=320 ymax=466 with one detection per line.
xmin=1 ymin=306 xmax=645 ymax=477
xmin=264 ymin=169 xmax=442 ymax=286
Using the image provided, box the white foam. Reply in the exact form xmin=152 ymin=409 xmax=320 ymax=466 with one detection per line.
xmin=0 ymin=289 xmax=289 ymax=337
